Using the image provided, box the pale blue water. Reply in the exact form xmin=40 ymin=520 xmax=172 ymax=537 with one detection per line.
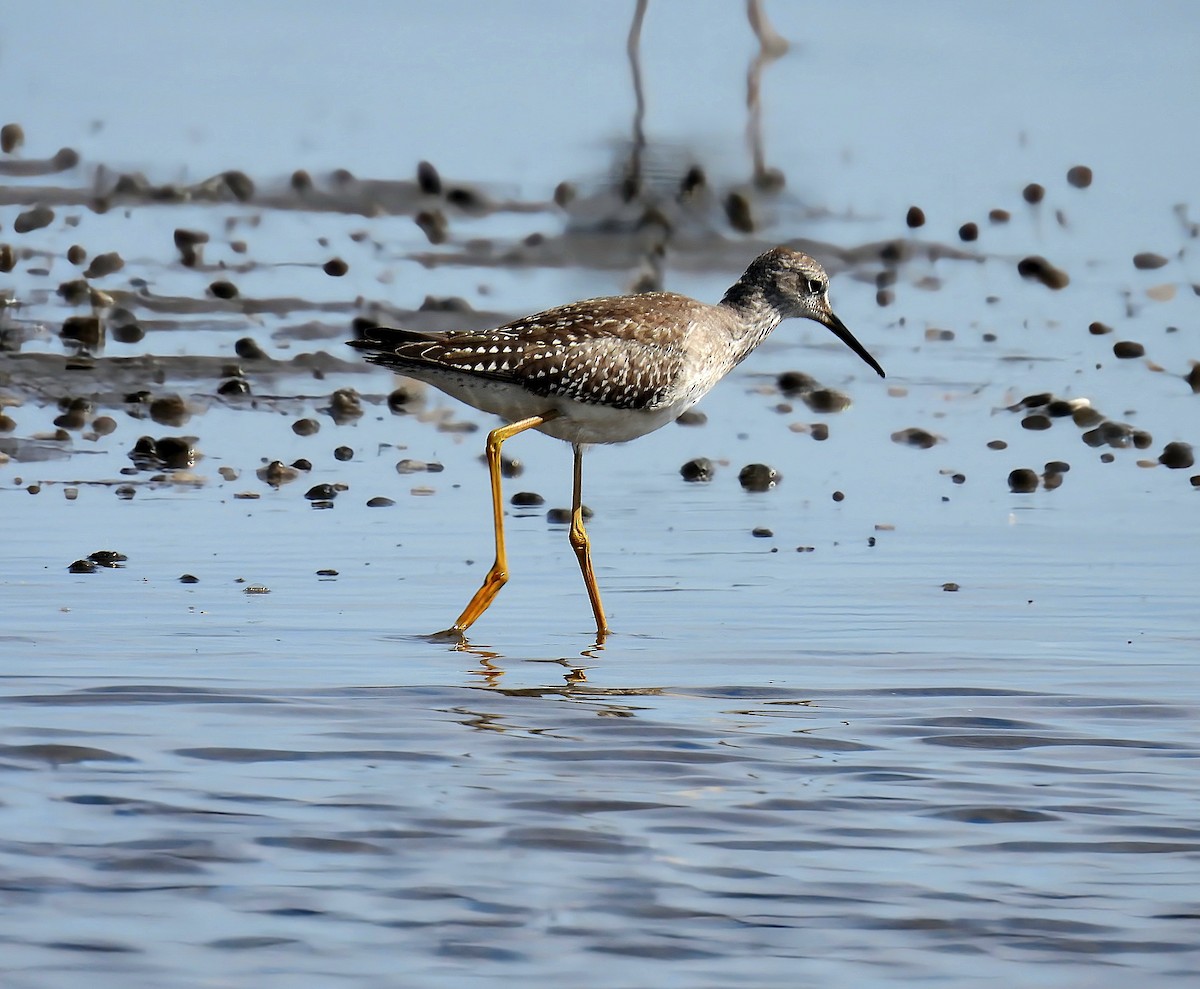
xmin=2 ymin=3 xmax=1198 ymax=987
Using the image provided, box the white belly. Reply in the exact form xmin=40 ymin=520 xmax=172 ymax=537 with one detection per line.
xmin=410 ymin=370 xmax=692 ymax=445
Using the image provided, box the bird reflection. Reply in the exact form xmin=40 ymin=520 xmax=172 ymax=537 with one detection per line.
xmin=444 ymin=632 xmax=607 ymax=688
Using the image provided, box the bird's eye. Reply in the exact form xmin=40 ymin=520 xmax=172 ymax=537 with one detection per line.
xmin=806 ymin=278 xmax=825 ymax=295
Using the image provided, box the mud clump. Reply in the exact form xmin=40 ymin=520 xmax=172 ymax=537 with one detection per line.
xmin=1017 ymin=255 xmax=1069 ymax=289
xmin=1008 ymin=468 xmax=1040 ymax=493
xmin=739 ymin=463 xmax=781 ymax=491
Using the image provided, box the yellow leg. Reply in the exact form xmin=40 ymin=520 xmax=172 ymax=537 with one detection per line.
xmin=568 ymin=443 xmax=609 ymax=639
xmin=446 ymin=412 xmax=556 ymax=635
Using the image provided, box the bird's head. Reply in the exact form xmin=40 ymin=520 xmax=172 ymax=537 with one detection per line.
xmin=748 ymin=247 xmax=885 ymax=378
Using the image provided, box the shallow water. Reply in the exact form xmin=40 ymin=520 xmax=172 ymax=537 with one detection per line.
xmin=3 ymin=3 xmax=1199 ymax=987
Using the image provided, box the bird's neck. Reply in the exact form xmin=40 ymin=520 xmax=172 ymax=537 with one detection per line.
xmin=718 ymin=281 xmax=785 ymax=349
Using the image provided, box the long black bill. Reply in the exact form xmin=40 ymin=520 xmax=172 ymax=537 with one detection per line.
xmin=821 ymin=310 xmax=885 ymax=378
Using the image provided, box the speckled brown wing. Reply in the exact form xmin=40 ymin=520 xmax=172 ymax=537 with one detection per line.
xmin=350 ymin=293 xmax=707 ymax=411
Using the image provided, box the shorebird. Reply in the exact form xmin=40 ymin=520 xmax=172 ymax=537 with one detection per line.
xmin=349 ymin=246 xmax=884 ymax=639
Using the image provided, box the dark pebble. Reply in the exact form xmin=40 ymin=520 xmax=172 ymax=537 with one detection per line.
xmin=222 ymin=170 xmax=255 ymax=201
xmin=366 ymin=496 xmax=395 ymax=508
xmin=942 ymin=582 xmax=960 ymax=592
xmin=1021 ymin=414 xmax=1052 ymax=431
xmin=553 ymin=181 xmax=576 ymax=208
xmin=1 ymin=122 xmax=24 ymax=153
xmin=14 ymin=205 xmax=54 ymax=234
xmin=173 ymin=228 xmax=209 ymax=267
xmin=1159 ymin=442 xmax=1195 ymax=469
xmin=1017 ymin=255 xmax=1069 ymax=289
xmin=395 ymin=459 xmax=429 ymax=474
xmin=811 ymin=423 xmax=830 ymax=441
xmin=209 ymin=279 xmax=238 ymax=299
xmin=415 ymin=210 xmax=448 ymax=244
xmin=257 ymin=460 xmax=298 ymax=486
xmin=752 ymin=527 xmax=774 ymax=538
xmin=327 ymin=388 xmax=362 ymax=423
xmin=1042 ymin=471 xmax=1064 ymax=491
xmin=832 ymin=490 xmax=845 ymax=502
xmin=179 ymin=574 xmax=200 ymax=583
xmin=92 ymin=416 xmax=117 ymax=436
xmin=905 ymin=206 xmax=925 ymax=228
xmin=891 ymin=427 xmax=939 ymax=449
xmin=680 ymin=165 xmax=706 ymax=199
xmin=156 ymin=437 xmax=197 ymax=469
xmin=115 ymin=485 xmax=136 ymax=500
xmin=739 ymin=463 xmax=781 ymax=492
xmin=416 ymin=160 xmax=442 ymax=195
xmin=958 ymin=222 xmax=978 ymax=242
xmin=1044 ymin=400 xmax=1074 ymax=418
xmin=387 ymin=385 xmax=418 ymax=412
xmin=1190 ymin=476 xmax=1200 ymax=488
xmin=0 ymin=243 xmax=14 ymax=272
xmin=445 ymin=186 xmax=484 ymax=210
xmin=1072 ymin=405 xmax=1104 ymax=428
xmin=1083 ymin=421 xmax=1136 ymax=449
xmin=149 ymin=395 xmax=189 ymax=426
xmin=68 ymin=559 xmax=98 ymax=574
xmin=1066 ymin=165 xmax=1093 ymax=188
xmin=292 ymin=418 xmax=320 ymax=436
xmin=545 ymin=508 xmax=571 ymax=524
xmin=1113 ymin=341 xmax=1145 ymax=359
xmin=802 ymin=388 xmax=852 ymax=414
xmin=988 ymin=208 xmax=1011 ymax=224
xmin=1045 ymin=461 xmax=1071 ymax=473
xmin=1022 ymin=183 xmax=1045 ymax=204
xmin=1132 ymin=430 xmax=1153 ymax=450
xmin=66 ymin=244 xmax=87 ymax=265
xmin=0 ymin=413 xmax=16 ymax=432
xmin=83 ymin=251 xmax=123 ymax=278
xmin=305 ymin=483 xmax=337 ymax=501
xmin=334 ymin=446 xmax=354 ymax=462
xmin=112 ymin=322 xmax=144 ymax=343
xmin=500 ymin=456 xmax=523 ymax=478
xmin=88 ymin=550 xmax=127 ymax=567
xmin=54 ymin=407 xmax=88 ymax=430
xmin=724 ymin=191 xmax=754 ymax=233
xmin=234 ymin=337 xmax=267 ymax=360
xmin=876 ymin=288 xmax=894 ymax=307
xmin=1008 ymin=469 xmax=1040 ymax=493
xmin=292 ymin=458 xmax=312 ymax=471
xmin=419 ymin=295 xmax=472 ymax=312
xmin=1186 ymin=365 xmax=1200 ymax=394
xmin=290 ymin=169 xmax=313 ymax=193
xmin=680 ymin=458 xmax=714 ymax=482
xmin=777 ymin=370 xmax=819 ymax=395
xmin=57 ymin=278 xmax=89 ymax=304
xmin=1133 ymin=252 xmax=1168 ymax=270
xmin=61 ymin=316 xmax=103 ymax=348
xmin=675 ymin=409 xmax=707 ymax=427
xmin=511 ymin=491 xmax=545 ymax=507
xmin=218 ymin=378 xmax=250 ymax=396
xmin=1088 ymin=321 xmax=1112 ymax=335
xmin=316 ymin=569 xmax=339 ymax=577
xmin=323 ymin=257 xmax=349 ymax=277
